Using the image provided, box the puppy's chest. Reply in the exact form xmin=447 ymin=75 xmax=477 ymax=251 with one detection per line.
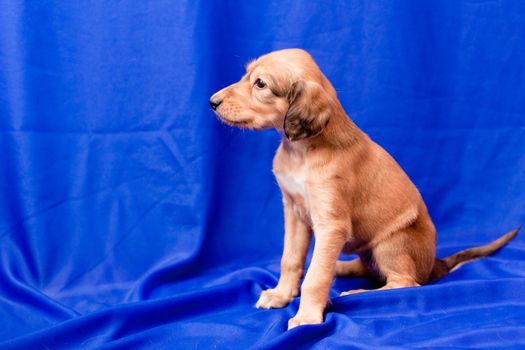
xmin=274 ymin=166 xmax=311 ymax=219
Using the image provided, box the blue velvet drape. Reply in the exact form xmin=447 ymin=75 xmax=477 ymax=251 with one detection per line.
xmin=1 ymin=1 xmax=524 ymax=348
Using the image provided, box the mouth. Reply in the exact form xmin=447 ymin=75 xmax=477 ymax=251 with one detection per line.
xmin=213 ymin=113 xmax=252 ymax=128
xmin=225 ymin=119 xmax=250 ymax=127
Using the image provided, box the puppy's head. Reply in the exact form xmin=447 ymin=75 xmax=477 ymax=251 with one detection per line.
xmin=210 ymin=49 xmax=333 ymax=141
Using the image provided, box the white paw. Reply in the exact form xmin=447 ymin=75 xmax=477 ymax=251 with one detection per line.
xmin=340 ymin=289 xmax=367 ymax=296
xmin=255 ymin=289 xmax=293 ymax=309
xmin=287 ymin=311 xmax=323 ymax=330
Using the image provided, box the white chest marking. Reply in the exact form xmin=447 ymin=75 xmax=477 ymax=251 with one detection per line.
xmin=275 ymin=172 xmax=307 ymax=198
xmin=275 ymin=169 xmax=312 ymax=222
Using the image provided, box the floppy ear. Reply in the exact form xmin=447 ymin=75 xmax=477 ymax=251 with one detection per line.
xmin=284 ymin=81 xmax=331 ymax=141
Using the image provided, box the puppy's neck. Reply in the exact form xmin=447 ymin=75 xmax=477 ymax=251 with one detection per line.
xmin=281 ymin=107 xmax=364 ymax=155
xmin=320 ymin=107 xmax=364 ymax=148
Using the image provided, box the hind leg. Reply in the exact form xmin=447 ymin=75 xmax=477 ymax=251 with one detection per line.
xmin=335 ymin=258 xmax=370 ymax=277
xmin=340 ymin=232 xmax=429 ymax=296
xmin=340 ymin=277 xmax=420 ymax=295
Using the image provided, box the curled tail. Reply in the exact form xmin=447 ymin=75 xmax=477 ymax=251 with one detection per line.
xmin=430 ymin=226 xmax=520 ymax=281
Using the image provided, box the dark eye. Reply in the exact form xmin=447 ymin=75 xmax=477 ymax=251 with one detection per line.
xmin=254 ymin=78 xmax=266 ymax=89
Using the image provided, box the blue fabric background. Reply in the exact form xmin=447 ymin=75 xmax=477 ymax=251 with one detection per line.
xmin=1 ymin=1 xmax=524 ymax=348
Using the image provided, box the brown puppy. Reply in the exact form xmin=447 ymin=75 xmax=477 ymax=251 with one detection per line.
xmin=209 ymin=49 xmax=519 ymax=330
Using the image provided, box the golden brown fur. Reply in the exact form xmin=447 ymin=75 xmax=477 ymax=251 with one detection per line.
xmin=209 ymin=48 xmax=519 ymax=330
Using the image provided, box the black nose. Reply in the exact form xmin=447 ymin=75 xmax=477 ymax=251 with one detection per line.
xmin=209 ymin=96 xmax=222 ymax=110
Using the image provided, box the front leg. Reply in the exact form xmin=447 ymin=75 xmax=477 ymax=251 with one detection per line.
xmin=256 ymin=202 xmax=311 ymax=309
xmin=288 ymin=227 xmax=347 ymax=330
